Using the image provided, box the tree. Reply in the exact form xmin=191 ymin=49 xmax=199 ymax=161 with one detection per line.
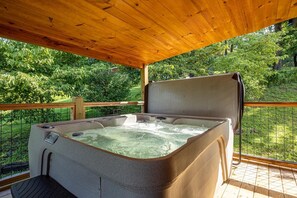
xmin=52 ymin=62 xmax=132 ymax=102
xmin=281 ymin=21 xmax=297 ymax=67
xmin=148 ymin=28 xmax=282 ymax=101
xmin=52 ymin=62 xmax=132 ymax=115
xmin=118 ymin=66 xmax=140 ymax=85
xmin=149 ymin=63 xmax=180 ymax=81
xmin=0 ymin=72 xmax=56 ymax=103
xmin=84 ymin=63 xmax=132 ymax=102
xmin=148 ymin=43 xmax=225 ymax=81
xmin=0 ymin=39 xmax=135 ymax=106
xmin=0 ymin=39 xmax=57 ymax=103
xmin=213 ymin=31 xmax=281 ymax=100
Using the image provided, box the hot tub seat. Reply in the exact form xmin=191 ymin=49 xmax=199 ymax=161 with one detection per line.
xmin=11 ymin=148 xmax=75 ymax=198
xmin=11 ymin=175 xmax=75 ymax=198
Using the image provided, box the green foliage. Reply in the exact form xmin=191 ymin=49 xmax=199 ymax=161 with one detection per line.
xmin=149 ymin=63 xmax=180 ymax=81
xmin=118 ymin=67 xmax=140 ymax=85
xmin=267 ymin=67 xmax=297 ymax=86
xmin=149 ymin=43 xmax=224 ymax=80
xmin=52 ymin=51 xmax=90 ymax=67
xmin=0 ymin=40 xmax=58 ymax=103
xmin=278 ymin=22 xmax=297 ymax=67
xmin=83 ymin=64 xmax=132 ymax=102
xmin=126 ymin=85 xmax=142 ymax=101
xmin=149 ymin=27 xmax=290 ymax=101
xmin=0 ymin=39 xmax=55 ymax=75
xmin=0 ymin=72 xmax=56 ymax=103
xmin=0 ymin=39 xmax=138 ymax=105
xmin=212 ymin=32 xmax=281 ymax=100
xmin=52 ymin=66 xmax=89 ymax=97
xmin=52 ymin=62 xmax=132 ymax=102
xmin=261 ymin=82 xmax=297 ymax=102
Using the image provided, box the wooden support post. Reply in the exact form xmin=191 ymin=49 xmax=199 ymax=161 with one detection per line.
xmin=141 ymin=65 xmax=148 ymax=113
xmin=72 ymin=96 xmax=85 ymax=120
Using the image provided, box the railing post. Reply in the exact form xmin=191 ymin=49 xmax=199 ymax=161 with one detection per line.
xmin=72 ymin=96 xmax=85 ymax=120
xmin=141 ymin=65 xmax=148 ymax=113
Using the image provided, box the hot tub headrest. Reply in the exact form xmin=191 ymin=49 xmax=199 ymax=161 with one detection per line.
xmin=146 ymin=73 xmax=245 ymax=132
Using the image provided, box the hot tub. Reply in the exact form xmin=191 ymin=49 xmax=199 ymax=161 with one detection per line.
xmin=29 ymin=73 xmax=244 ymax=198
xmin=29 ymin=113 xmax=233 ymax=198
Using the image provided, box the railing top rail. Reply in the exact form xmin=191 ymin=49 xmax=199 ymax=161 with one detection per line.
xmin=84 ymin=101 xmax=144 ymax=107
xmin=0 ymin=101 xmax=144 ymax=111
xmin=0 ymin=102 xmax=75 ymax=111
xmin=244 ymin=102 xmax=297 ymax=107
xmin=1 ymin=101 xmax=296 ymax=111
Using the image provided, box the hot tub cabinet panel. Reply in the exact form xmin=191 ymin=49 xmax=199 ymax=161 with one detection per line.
xmin=29 ymin=114 xmax=233 ymax=198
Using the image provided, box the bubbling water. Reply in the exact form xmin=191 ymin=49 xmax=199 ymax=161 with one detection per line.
xmin=65 ymin=121 xmax=210 ymax=159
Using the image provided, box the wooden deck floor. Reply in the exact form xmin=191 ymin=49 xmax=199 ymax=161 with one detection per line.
xmin=217 ymin=162 xmax=297 ymax=198
xmin=0 ymin=190 xmax=11 ymax=198
xmin=1 ymin=161 xmax=296 ymax=198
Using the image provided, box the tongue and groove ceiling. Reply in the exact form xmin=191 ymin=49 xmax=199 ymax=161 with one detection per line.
xmin=0 ymin=0 xmax=296 ymax=68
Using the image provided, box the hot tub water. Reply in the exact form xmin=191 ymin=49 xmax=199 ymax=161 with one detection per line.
xmin=65 ymin=121 xmax=210 ymax=159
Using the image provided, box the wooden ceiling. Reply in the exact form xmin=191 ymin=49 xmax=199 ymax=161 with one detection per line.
xmin=0 ymin=0 xmax=296 ymax=68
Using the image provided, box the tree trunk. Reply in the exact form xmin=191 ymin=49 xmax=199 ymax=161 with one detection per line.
xmin=224 ymin=40 xmax=228 ymax=55
xmin=291 ymin=18 xmax=297 ymax=28
xmin=274 ymin=22 xmax=282 ymax=32
xmin=294 ymin=54 xmax=297 ymax=67
xmin=273 ymin=22 xmax=283 ymax=70
xmin=273 ymin=58 xmax=282 ymax=70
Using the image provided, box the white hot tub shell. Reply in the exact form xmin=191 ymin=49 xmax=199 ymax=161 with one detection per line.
xmin=28 ymin=73 xmax=244 ymax=198
xmin=29 ymin=114 xmax=233 ymax=198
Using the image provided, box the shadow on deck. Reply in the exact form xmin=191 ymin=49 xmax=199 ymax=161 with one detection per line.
xmin=217 ymin=161 xmax=297 ymax=198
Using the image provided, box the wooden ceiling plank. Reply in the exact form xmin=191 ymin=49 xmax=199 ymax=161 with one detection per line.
xmin=0 ymin=0 xmax=296 ymax=67
xmin=156 ymin=0 xmax=214 ymax=44
xmin=55 ymin=0 xmax=186 ymax=60
xmin=188 ymin=0 xmax=233 ymax=42
xmin=288 ymin=0 xmax=297 ymax=18
xmin=119 ymin=0 xmax=231 ymax=62
xmin=250 ymin=0 xmax=290 ymax=32
xmin=217 ymin=0 xmax=256 ymax=35
xmin=216 ymin=0 xmax=250 ymax=35
xmin=263 ymin=0 xmax=279 ymax=27
xmin=122 ymin=0 xmax=201 ymax=47
xmin=250 ymin=0 xmax=272 ymax=31
xmin=86 ymin=0 xmax=186 ymax=53
xmin=0 ymin=16 xmax=161 ymax=63
xmin=2 ymin=0 xmax=178 ymax=59
xmin=74 ymin=0 xmax=182 ymax=51
xmin=0 ymin=2 xmax=131 ymax=50
xmin=0 ymin=24 xmax=144 ymax=68
xmin=0 ymin=1 xmax=172 ymax=63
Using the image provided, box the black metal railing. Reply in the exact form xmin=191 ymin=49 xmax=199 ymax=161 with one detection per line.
xmin=0 ymin=100 xmax=143 ymax=185
xmin=85 ymin=102 xmax=142 ymax=119
xmin=0 ymin=108 xmax=72 ymax=180
xmin=234 ymin=102 xmax=297 ymax=163
xmin=0 ymin=100 xmax=296 ymax=190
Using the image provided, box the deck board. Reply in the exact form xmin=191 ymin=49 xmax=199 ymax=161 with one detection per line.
xmin=254 ymin=165 xmax=269 ymax=197
xmin=218 ymin=162 xmax=297 ymax=198
xmin=219 ymin=162 xmax=248 ymax=198
xmin=238 ymin=163 xmax=257 ymax=197
xmin=0 ymin=190 xmax=11 ymax=198
xmin=280 ymin=169 xmax=297 ymax=197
